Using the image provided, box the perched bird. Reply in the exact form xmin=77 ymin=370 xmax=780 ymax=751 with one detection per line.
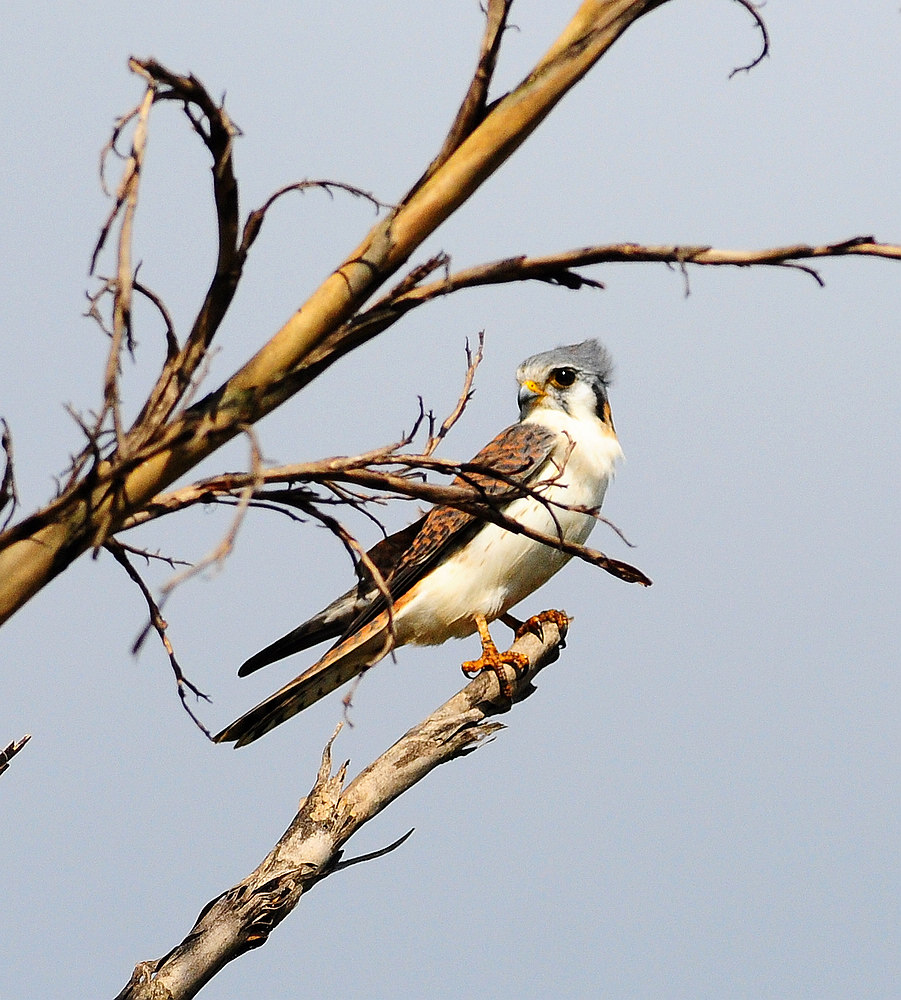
xmin=215 ymin=339 xmax=623 ymax=746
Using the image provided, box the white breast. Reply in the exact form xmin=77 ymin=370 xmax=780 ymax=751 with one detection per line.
xmin=396 ymin=408 xmax=623 ymax=645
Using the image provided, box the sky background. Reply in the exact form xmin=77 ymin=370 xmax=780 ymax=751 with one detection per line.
xmin=1 ymin=2 xmax=899 ymax=998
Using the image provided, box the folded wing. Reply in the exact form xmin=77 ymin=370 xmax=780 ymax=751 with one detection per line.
xmin=219 ymin=422 xmax=559 ymax=745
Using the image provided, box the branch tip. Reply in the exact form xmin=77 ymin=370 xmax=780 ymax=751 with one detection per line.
xmin=728 ymin=0 xmax=770 ymax=77
xmin=0 ymin=734 xmax=32 ymax=779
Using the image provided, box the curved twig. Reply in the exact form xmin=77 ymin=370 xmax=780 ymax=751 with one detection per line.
xmin=104 ymin=539 xmax=212 ymax=737
xmin=728 ymin=0 xmax=770 ymax=77
xmin=239 ymin=180 xmax=392 ymax=257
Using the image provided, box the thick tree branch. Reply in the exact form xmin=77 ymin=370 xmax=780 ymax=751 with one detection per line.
xmin=124 ymin=58 xmax=242 ymax=444
xmin=416 ymin=0 xmax=513 ymax=184
xmin=116 ymin=616 xmax=568 ymax=999
xmin=1 ymin=1 xmax=895 ymax=638
xmin=0 ymin=0 xmax=671 ymax=627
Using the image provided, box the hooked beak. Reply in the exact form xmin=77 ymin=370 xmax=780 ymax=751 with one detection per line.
xmin=517 ymin=378 xmax=546 ymax=415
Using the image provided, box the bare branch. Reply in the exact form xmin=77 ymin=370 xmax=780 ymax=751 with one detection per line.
xmin=98 ymin=101 xmax=144 ymax=199
xmin=123 ymin=57 xmax=243 ymax=439
xmin=133 ymin=277 xmax=179 ymax=364
xmin=116 ymin=617 xmax=567 ymax=999
xmin=90 ymin=82 xmax=155 ymax=456
xmin=348 ymin=236 xmax=901 ymax=336
xmin=104 ymin=539 xmax=212 ymax=737
xmin=158 ymin=426 xmax=264 ymax=598
xmin=239 ymin=180 xmax=391 ymax=257
xmin=0 ymin=419 xmax=18 ymax=531
xmin=90 ymin=85 xmax=154 ymax=276
xmin=0 ymin=734 xmax=31 ymax=779
xmin=728 ymin=0 xmax=770 ymax=77
xmin=417 ymin=0 xmax=514 ymax=185
xmin=423 ymin=332 xmax=485 ymax=457
xmin=110 ymin=540 xmax=191 ymax=570
xmin=333 ymin=827 xmax=416 ymax=872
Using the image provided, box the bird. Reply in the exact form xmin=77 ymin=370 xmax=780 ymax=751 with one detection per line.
xmin=215 ymin=339 xmax=624 ymax=747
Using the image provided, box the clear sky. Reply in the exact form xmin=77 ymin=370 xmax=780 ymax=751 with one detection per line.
xmin=2 ymin=2 xmax=899 ymax=997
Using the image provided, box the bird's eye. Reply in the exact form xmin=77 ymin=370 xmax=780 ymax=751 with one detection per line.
xmin=550 ymin=367 xmax=577 ymax=388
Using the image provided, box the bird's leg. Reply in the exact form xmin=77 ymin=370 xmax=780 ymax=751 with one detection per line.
xmin=511 ymin=609 xmax=570 ymax=646
xmin=461 ymin=614 xmax=529 ymax=699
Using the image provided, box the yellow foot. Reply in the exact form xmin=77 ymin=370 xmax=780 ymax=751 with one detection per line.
xmin=512 ymin=609 xmax=570 ymax=645
xmin=461 ymin=614 xmax=529 ymax=699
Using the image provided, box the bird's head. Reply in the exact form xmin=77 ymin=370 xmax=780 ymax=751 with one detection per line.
xmin=516 ymin=339 xmax=616 ymax=431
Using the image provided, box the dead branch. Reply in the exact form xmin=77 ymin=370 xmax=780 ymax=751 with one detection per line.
xmin=0 ymin=734 xmax=31 ymax=779
xmin=423 ymin=331 xmax=485 ymax=457
xmin=346 ymin=237 xmax=901 ymax=337
xmin=124 ymin=57 xmax=243 ymax=444
xmin=89 ymin=82 xmax=155 ymax=458
xmin=0 ymin=419 xmax=17 ymax=532
xmin=115 ymin=615 xmax=567 ymax=999
xmin=2 ymin=1 xmax=898 ymax=639
xmin=104 ymin=540 xmax=212 ymax=736
xmin=133 ymin=277 xmax=179 ymax=364
xmin=728 ymin=0 xmax=769 ymax=77
xmin=414 ymin=0 xmax=513 ymax=188
xmin=0 ymin=2 xmax=681 ymax=627
xmin=239 ymin=180 xmax=391 ymax=257
xmin=116 ymin=429 xmax=652 ymax=588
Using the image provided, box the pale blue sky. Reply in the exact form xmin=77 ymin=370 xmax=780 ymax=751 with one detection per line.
xmin=2 ymin=3 xmax=899 ymax=998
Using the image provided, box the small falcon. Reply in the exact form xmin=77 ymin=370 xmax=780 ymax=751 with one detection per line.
xmin=216 ymin=339 xmax=623 ymax=747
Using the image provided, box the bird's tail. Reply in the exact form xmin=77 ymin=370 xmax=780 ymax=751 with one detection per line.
xmin=237 ymin=613 xmax=347 ymax=677
xmin=215 ymin=617 xmax=394 ymax=747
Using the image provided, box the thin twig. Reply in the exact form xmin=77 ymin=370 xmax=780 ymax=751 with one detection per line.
xmin=159 ymin=425 xmax=265 ymax=598
xmin=423 ymin=332 xmax=485 ymax=457
xmin=728 ymin=0 xmax=770 ymax=77
xmin=332 ymin=828 xmax=416 ymax=872
xmin=104 ymin=539 xmax=212 ymax=737
xmin=98 ymin=102 xmax=144 ymax=199
xmin=112 ymin=540 xmax=192 ymax=570
xmin=239 ymin=180 xmax=392 ymax=257
xmin=91 ymin=85 xmax=154 ymax=275
xmin=419 ymin=0 xmax=513 ymax=183
xmin=133 ymin=278 xmax=179 ymax=363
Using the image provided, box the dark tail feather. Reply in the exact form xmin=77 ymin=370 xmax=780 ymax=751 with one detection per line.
xmin=237 ymin=518 xmax=427 ymax=677
xmin=237 ymin=618 xmax=345 ymax=676
xmin=217 ymin=622 xmax=393 ymax=747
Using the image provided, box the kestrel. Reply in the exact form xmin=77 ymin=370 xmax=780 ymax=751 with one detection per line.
xmin=216 ymin=339 xmax=623 ymax=746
